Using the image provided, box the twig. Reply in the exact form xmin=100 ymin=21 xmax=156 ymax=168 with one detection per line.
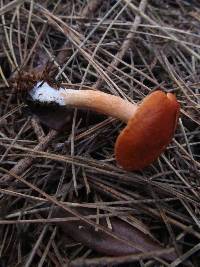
xmin=94 ymin=0 xmax=148 ymax=89
xmin=123 ymin=0 xmax=200 ymax=61
xmin=56 ymin=0 xmax=104 ymax=66
xmin=31 ymin=117 xmax=45 ymax=142
xmin=70 ymin=247 xmax=175 ymax=267
xmin=0 ymin=0 xmax=25 ymax=16
xmin=1 ymin=129 xmax=58 ymax=181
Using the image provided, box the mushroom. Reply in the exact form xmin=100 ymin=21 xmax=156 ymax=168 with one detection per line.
xmin=28 ymin=81 xmax=180 ymax=171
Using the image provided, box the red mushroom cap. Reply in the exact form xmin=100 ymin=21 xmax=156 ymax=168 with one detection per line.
xmin=114 ymin=91 xmax=180 ymax=171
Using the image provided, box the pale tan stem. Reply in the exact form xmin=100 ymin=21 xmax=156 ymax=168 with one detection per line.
xmin=61 ymin=90 xmax=137 ymax=123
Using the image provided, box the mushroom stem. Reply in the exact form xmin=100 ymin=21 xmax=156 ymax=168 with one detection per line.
xmin=61 ymin=90 xmax=137 ymax=123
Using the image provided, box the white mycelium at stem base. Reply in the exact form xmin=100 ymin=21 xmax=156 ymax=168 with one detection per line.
xmin=29 ymin=81 xmax=138 ymax=123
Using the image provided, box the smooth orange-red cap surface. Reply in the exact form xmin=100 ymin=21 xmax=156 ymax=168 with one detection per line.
xmin=114 ymin=91 xmax=180 ymax=171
